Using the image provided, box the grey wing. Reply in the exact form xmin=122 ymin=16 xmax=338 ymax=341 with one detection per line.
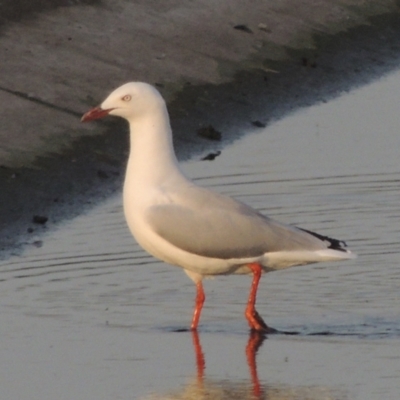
xmin=145 ymin=188 xmax=328 ymax=259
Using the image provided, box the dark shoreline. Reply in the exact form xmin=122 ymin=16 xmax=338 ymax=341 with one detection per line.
xmin=1 ymin=10 xmax=400 ymax=258
xmin=0 ymin=0 xmax=100 ymax=29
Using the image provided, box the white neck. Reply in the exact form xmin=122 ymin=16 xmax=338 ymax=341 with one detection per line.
xmin=124 ymin=105 xmax=187 ymax=191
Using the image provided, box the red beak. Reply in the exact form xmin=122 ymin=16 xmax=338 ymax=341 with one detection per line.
xmin=81 ymin=106 xmax=114 ymax=122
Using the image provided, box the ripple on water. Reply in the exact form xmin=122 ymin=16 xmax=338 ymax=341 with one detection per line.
xmin=1 ymin=70 xmax=400 ymax=341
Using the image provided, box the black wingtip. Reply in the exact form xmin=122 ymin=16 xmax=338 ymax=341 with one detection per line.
xmin=298 ymin=227 xmax=348 ymax=252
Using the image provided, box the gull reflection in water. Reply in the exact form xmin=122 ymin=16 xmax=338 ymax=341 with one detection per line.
xmin=145 ymin=331 xmax=347 ymax=400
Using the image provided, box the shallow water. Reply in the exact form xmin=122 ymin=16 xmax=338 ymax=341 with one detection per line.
xmin=1 ymin=69 xmax=400 ymax=399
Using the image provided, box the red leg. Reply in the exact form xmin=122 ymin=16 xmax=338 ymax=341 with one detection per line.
xmin=191 ymin=281 xmax=205 ymax=330
xmin=245 ymin=263 xmax=273 ymax=333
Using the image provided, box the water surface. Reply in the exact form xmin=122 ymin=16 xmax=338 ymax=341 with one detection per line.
xmin=1 ymin=69 xmax=400 ymax=399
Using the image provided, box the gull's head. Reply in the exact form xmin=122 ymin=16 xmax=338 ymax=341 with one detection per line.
xmin=81 ymin=82 xmax=164 ymax=123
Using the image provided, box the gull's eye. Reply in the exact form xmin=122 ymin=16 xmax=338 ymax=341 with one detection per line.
xmin=122 ymin=94 xmax=131 ymax=102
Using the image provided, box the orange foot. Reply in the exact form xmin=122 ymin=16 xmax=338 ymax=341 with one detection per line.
xmin=245 ymin=307 xmax=277 ymax=334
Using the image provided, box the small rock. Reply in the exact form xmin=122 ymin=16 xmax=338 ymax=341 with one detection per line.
xmin=251 ymin=120 xmax=266 ymax=128
xmin=197 ymin=125 xmax=222 ymax=141
xmin=33 ymin=215 xmax=48 ymax=225
xmin=201 ymin=151 xmax=221 ymax=161
xmin=258 ymin=23 xmax=271 ymax=32
xmin=234 ymin=24 xmax=253 ymax=34
xmin=301 ymin=57 xmax=317 ymax=68
xmin=27 ymin=227 xmax=34 ymax=233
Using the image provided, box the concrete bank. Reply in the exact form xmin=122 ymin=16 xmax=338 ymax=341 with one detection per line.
xmin=1 ymin=0 xmax=400 ymax=254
